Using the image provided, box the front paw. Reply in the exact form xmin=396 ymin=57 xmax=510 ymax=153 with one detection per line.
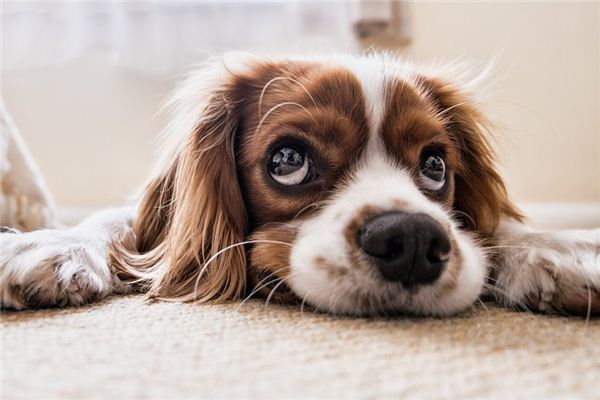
xmin=491 ymin=230 xmax=600 ymax=315
xmin=0 ymin=230 xmax=118 ymax=310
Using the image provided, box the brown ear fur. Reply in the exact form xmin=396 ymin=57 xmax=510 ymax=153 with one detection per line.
xmin=110 ymin=68 xmax=248 ymax=303
xmin=420 ymin=77 xmax=523 ymax=236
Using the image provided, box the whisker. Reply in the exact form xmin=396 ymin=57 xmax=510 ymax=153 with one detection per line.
xmin=235 ymin=266 xmax=292 ymax=311
xmin=192 ymin=239 xmax=293 ymax=301
xmin=483 ymin=283 xmax=534 ymax=315
xmin=264 ymin=279 xmax=288 ymax=307
xmin=482 ymin=282 xmax=507 ymax=297
xmin=584 ymin=275 xmax=592 ymax=325
xmin=326 ymin=287 xmax=338 ymax=316
xmin=292 ymin=200 xmax=328 ymax=221
xmin=433 ymin=101 xmax=471 ymax=121
xmin=258 ymin=77 xmax=281 ymax=119
xmin=258 ymin=76 xmax=318 ymax=119
xmin=255 ymin=101 xmax=318 ymax=135
xmin=257 ymin=221 xmax=300 ymax=233
xmin=484 ymin=274 xmax=501 ymax=285
xmin=484 ymin=245 xmax=541 ymax=250
xmin=300 ymin=291 xmax=311 ymax=315
xmin=450 ymin=209 xmax=476 ymax=229
xmin=476 ymin=297 xmax=490 ymax=316
xmin=236 ymin=277 xmax=282 ymax=311
xmin=407 ymin=97 xmax=472 ymax=134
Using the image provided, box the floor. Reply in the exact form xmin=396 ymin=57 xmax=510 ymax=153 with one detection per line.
xmin=2 ymin=295 xmax=599 ymax=399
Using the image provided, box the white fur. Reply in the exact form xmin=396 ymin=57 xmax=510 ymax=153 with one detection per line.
xmin=336 ymin=54 xmax=388 ymax=138
xmin=491 ymin=219 xmax=600 ymax=313
xmin=0 ymin=208 xmax=133 ymax=310
xmin=289 ymin=145 xmax=486 ymax=316
xmin=1 ymin=53 xmax=598 ymax=316
xmin=286 ymin=55 xmax=488 ymax=316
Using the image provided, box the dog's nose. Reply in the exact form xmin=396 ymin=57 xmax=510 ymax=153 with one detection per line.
xmin=356 ymin=212 xmax=451 ymax=286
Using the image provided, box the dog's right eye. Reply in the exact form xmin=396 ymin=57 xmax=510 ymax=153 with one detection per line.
xmin=268 ymin=146 xmax=314 ymax=186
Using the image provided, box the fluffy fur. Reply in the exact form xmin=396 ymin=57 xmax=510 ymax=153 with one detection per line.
xmin=1 ymin=53 xmax=598 ymax=316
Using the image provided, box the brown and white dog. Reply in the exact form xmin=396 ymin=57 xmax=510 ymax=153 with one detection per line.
xmin=1 ymin=53 xmax=599 ymax=316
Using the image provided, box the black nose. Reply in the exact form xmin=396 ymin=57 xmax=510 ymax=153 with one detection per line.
xmin=356 ymin=212 xmax=451 ymax=286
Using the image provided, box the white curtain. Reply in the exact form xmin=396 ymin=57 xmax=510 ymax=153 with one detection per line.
xmin=2 ymin=2 xmax=405 ymax=77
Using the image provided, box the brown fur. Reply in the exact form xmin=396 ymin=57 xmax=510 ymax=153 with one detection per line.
xmin=380 ymin=79 xmax=458 ymax=207
xmin=247 ymin=224 xmax=299 ymax=304
xmin=237 ymin=67 xmax=369 ymax=226
xmin=238 ymin=66 xmax=371 ymax=302
xmin=109 ymin=57 xmax=521 ymax=306
xmin=110 ymin=76 xmax=250 ymax=302
xmin=417 ymin=77 xmax=524 ymax=235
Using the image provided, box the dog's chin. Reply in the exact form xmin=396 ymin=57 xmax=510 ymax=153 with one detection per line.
xmin=287 ymin=266 xmax=486 ymax=317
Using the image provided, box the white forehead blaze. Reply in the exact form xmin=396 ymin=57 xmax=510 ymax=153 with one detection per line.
xmin=332 ymin=54 xmax=420 ymax=161
xmin=284 ymin=56 xmax=486 ymax=315
xmin=336 ymin=56 xmax=388 ymax=140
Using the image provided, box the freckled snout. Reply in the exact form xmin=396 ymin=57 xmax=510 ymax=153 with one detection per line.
xmin=356 ymin=212 xmax=451 ymax=287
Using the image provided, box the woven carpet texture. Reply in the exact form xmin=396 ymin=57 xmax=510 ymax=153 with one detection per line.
xmin=2 ymin=295 xmax=599 ymax=399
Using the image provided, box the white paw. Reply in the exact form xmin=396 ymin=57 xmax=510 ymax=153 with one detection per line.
xmin=0 ymin=229 xmax=123 ymax=310
xmin=491 ymin=229 xmax=600 ymax=315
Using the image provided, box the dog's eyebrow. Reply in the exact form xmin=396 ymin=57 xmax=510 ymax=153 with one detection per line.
xmin=378 ymin=79 xmax=451 ymax=165
xmin=258 ymin=76 xmax=319 ymax=120
xmin=302 ymin=69 xmax=367 ymax=120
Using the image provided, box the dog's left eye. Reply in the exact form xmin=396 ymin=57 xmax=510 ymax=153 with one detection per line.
xmin=420 ymin=153 xmax=446 ymax=192
xmin=268 ymin=146 xmax=313 ymax=185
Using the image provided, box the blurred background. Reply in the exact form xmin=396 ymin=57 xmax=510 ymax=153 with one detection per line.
xmin=2 ymin=1 xmax=599 ymax=227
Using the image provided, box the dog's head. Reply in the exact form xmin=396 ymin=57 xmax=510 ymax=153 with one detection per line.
xmin=117 ymin=53 xmax=522 ymax=316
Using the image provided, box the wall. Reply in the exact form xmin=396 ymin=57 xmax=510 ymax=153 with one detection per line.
xmin=403 ymin=1 xmax=599 ymax=204
xmin=3 ymin=2 xmax=599 ymax=210
xmin=4 ymin=54 xmax=171 ymax=208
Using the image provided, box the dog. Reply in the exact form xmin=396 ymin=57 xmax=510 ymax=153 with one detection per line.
xmin=1 ymin=53 xmax=599 ymax=316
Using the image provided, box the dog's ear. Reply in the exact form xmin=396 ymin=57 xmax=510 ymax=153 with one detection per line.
xmin=420 ymin=77 xmax=523 ymax=236
xmin=111 ymin=61 xmax=250 ymax=302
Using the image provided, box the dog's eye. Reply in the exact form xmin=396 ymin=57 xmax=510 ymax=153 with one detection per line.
xmin=420 ymin=153 xmax=446 ymax=191
xmin=268 ymin=146 xmax=313 ymax=185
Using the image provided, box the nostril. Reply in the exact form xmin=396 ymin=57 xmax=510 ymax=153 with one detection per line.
xmin=357 ymin=227 xmax=406 ymax=261
xmin=426 ymin=237 xmax=451 ymax=264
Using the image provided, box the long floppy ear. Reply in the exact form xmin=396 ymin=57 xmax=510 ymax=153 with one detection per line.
xmin=111 ymin=61 xmax=249 ymax=303
xmin=420 ymin=77 xmax=523 ymax=236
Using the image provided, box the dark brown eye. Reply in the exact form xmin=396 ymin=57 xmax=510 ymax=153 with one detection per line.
xmin=268 ymin=146 xmax=312 ymax=185
xmin=420 ymin=154 xmax=446 ymax=191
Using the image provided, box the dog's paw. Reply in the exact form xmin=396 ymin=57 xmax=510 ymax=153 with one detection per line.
xmin=491 ymin=229 xmax=600 ymax=315
xmin=0 ymin=229 xmax=124 ymax=310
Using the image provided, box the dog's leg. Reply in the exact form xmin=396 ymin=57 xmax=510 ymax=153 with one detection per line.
xmin=0 ymin=207 xmax=134 ymax=310
xmin=489 ymin=218 xmax=600 ymax=315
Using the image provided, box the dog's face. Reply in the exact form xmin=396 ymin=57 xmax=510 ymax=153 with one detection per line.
xmin=125 ymin=54 xmax=521 ymax=316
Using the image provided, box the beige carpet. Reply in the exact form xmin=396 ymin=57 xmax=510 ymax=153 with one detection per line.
xmin=2 ymin=295 xmax=599 ymax=399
